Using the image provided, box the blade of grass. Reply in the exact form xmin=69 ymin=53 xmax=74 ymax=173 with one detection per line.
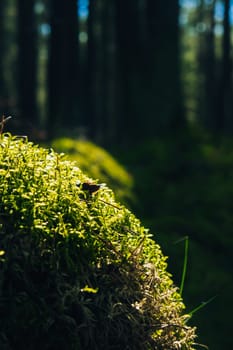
xmin=174 ymin=235 xmax=189 ymax=296
xmin=188 ymin=295 xmax=217 ymax=318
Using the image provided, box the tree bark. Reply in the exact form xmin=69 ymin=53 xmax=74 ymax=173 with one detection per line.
xmin=17 ymin=0 xmax=38 ymax=131
xmin=0 ymin=2 xmax=9 ymax=115
xmin=214 ymin=0 xmax=232 ymax=133
xmin=47 ymin=0 xmax=79 ymax=139
xmin=86 ymin=0 xmax=117 ymax=145
xmin=86 ymin=0 xmax=102 ymax=141
xmin=204 ymin=0 xmax=217 ymax=131
xmin=221 ymin=0 xmax=232 ymax=132
xmin=146 ymin=0 xmax=184 ymax=134
xmin=115 ymin=0 xmax=142 ymax=143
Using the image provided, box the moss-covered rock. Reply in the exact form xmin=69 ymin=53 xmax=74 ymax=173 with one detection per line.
xmin=0 ymin=134 xmax=196 ymax=349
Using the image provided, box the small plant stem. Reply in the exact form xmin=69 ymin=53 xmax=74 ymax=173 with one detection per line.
xmin=175 ymin=235 xmax=189 ymax=297
xmin=188 ymin=295 xmax=217 ymax=318
xmin=192 ymin=342 xmax=209 ymax=349
xmin=0 ymin=115 xmax=12 ymax=134
xmin=99 ymin=198 xmax=121 ymax=210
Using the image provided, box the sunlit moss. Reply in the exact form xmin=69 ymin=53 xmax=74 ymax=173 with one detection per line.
xmin=0 ymin=134 xmax=197 ymax=349
xmin=51 ymin=137 xmax=134 ymax=206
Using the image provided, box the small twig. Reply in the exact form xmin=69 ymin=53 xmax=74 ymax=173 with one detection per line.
xmin=14 ymin=135 xmax=28 ymax=142
xmin=123 ymin=226 xmax=140 ymax=235
xmin=99 ymin=198 xmax=121 ymax=210
xmin=160 ymin=323 xmax=190 ymax=330
xmin=0 ymin=115 xmax=12 ymax=134
xmin=192 ymin=343 xmax=209 ymax=349
xmin=77 ymin=181 xmax=141 ymax=236
xmin=129 ymin=236 xmax=146 ymax=257
xmin=95 ymin=233 xmax=123 ymax=259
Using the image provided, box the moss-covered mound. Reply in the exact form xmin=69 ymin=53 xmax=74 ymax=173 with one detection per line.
xmin=0 ymin=134 xmax=196 ymax=349
xmin=51 ymin=137 xmax=134 ymax=205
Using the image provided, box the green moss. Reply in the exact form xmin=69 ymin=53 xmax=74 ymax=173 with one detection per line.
xmin=51 ymin=137 xmax=134 ymax=206
xmin=0 ymin=134 xmax=196 ymax=349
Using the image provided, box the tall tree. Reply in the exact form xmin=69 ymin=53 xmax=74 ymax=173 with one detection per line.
xmin=115 ymin=0 xmax=184 ymax=143
xmin=0 ymin=1 xmax=8 ymax=114
xmin=198 ymin=0 xmax=217 ymax=130
xmin=217 ymin=0 xmax=232 ymax=132
xmin=100 ymin=0 xmax=117 ymax=144
xmin=86 ymin=0 xmax=103 ymax=142
xmin=16 ymin=0 xmax=38 ymax=131
xmin=115 ymin=0 xmax=143 ymax=142
xmin=0 ymin=0 xmax=18 ymax=124
xmin=146 ymin=0 xmax=184 ymax=134
xmin=47 ymin=0 xmax=79 ymax=138
xmin=17 ymin=0 xmax=38 ymax=130
xmin=86 ymin=0 xmax=117 ymax=145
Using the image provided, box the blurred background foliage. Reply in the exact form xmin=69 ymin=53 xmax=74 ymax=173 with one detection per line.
xmin=51 ymin=137 xmax=134 ymax=205
xmin=115 ymin=128 xmax=233 ymax=349
xmin=1 ymin=0 xmax=233 ymax=349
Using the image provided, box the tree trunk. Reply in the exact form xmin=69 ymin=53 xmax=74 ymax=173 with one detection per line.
xmin=146 ymin=0 xmax=184 ymax=135
xmin=221 ymin=0 xmax=232 ymax=132
xmin=0 ymin=2 xmax=9 ymax=115
xmin=115 ymin=0 xmax=142 ymax=143
xmin=86 ymin=0 xmax=117 ymax=145
xmin=213 ymin=0 xmax=232 ymax=133
xmin=115 ymin=0 xmax=184 ymax=143
xmin=86 ymin=0 xmax=102 ymax=141
xmin=16 ymin=0 xmax=38 ymax=132
xmin=203 ymin=0 xmax=217 ymax=131
xmin=101 ymin=0 xmax=117 ymax=145
xmin=47 ymin=0 xmax=79 ymax=139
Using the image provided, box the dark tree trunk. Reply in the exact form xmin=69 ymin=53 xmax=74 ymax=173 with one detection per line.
xmin=47 ymin=0 xmax=79 ymax=139
xmin=86 ymin=0 xmax=117 ymax=145
xmin=16 ymin=0 xmax=38 ymax=131
xmin=214 ymin=0 xmax=232 ymax=133
xmin=0 ymin=2 xmax=9 ymax=115
xmin=86 ymin=0 xmax=94 ymax=138
xmin=115 ymin=0 xmax=142 ymax=143
xmin=101 ymin=0 xmax=117 ymax=145
xmin=86 ymin=0 xmax=102 ymax=141
xmin=146 ymin=0 xmax=184 ymax=134
xmin=115 ymin=0 xmax=184 ymax=143
xmin=220 ymin=0 xmax=232 ymax=132
xmin=203 ymin=0 xmax=217 ymax=131
xmin=195 ymin=0 xmax=206 ymax=126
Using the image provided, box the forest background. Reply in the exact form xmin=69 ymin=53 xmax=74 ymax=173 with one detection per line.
xmin=1 ymin=0 xmax=233 ymax=349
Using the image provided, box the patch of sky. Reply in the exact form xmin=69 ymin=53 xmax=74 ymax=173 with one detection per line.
xmin=215 ymin=1 xmax=233 ymax=23
xmin=180 ymin=0 xmax=226 ymax=7
xmin=215 ymin=1 xmax=224 ymax=21
xmin=78 ymin=0 xmax=89 ymax=18
xmin=180 ymin=0 xmax=233 ymax=26
xmin=179 ymin=0 xmax=201 ymax=8
xmin=39 ymin=23 xmax=51 ymax=36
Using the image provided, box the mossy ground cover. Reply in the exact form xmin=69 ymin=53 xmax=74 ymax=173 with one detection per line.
xmin=0 ymin=134 xmax=196 ymax=349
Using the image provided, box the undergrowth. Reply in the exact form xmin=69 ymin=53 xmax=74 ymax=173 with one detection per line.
xmin=51 ymin=137 xmax=134 ymax=206
xmin=0 ymin=134 xmax=197 ymax=349
xmin=115 ymin=131 xmax=233 ymax=349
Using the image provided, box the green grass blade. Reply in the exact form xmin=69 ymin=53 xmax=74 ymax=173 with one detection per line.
xmin=175 ymin=235 xmax=189 ymax=297
xmin=188 ymin=295 xmax=217 ymax=318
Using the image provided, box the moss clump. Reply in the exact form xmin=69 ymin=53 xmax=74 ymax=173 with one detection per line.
xmin=0 ymin=134 xmax=196 ymax=349
xmin=51 ymin=137 xmax=134 ymax=205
